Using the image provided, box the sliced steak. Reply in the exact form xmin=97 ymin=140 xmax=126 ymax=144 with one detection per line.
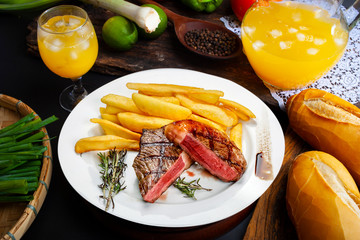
xmin=133 ymin=128 xmax=192 ymax=203
xmin=164 ymin=119 xmax=247 ymax=182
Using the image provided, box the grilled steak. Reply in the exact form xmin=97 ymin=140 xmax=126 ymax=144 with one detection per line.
xmin=133 ymin=128 xmax=192 ymax=203
xmin=164 ymin=119 xmax=247 ymax=182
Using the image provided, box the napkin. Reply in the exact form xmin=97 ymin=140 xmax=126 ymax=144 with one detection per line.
xmin=220 ymin=7 xmax=360 ymax=111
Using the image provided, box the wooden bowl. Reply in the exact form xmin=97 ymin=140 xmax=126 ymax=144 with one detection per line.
xmin=0 ymin=94 xmax=52 ymax=240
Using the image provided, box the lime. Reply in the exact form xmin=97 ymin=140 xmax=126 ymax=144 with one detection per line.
xmin=137 ymin=4 xmax=168 ymax=39
xmin=102 ymin=16 xmax=138 ymax=51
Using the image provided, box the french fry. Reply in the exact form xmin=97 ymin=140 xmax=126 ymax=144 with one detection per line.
xmin=232 ymin=107 xmax=251 ymax=121
xmin=100 ymin=107 xmax=106 ymax=114
xmin=117 ymin=112 xmax=173 ymax=133
xmin=188 ymin=92 xmax=220 ymax=104
xmin=101 ymin=113 xmax=120 ymax=124
xmin=127 ymin=82 xmax=201 ymax=92
xmin=146 ymin=96 xmax=180 ymax=105
xmin=75 ymin=135 xmax=139 ymax=153
xmin=218 ymin=98 xmax=256 ymax=120
xmin=138 ymin=90 xmax=174 ymax=97
xmin=132 ymin=93 xmax=192 ymax=120
xmin=104 ymin=104 xmax=124 ymax=115
xmin=230 ymin=123 xmax=243 ymax=150
xmin=221 ymin=107 xmax=239 ymax=126
xmin=101 ymin=94 xmax=143 ymax=114
xmin=188 ymin=114 xmax=227 ymax=132
xmin=176 ymin=94 xmax=234 ymax=127
xmin=127 ymin=82 xmax=224 ymax=97
xmin=90 ymin=118 xmax=141 ymax=141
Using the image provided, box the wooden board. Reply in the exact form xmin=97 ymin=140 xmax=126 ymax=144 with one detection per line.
xmin=244 ymin=128 xmax=311 ymax=240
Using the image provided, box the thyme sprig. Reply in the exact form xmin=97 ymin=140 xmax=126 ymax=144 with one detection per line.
xmin=173 ymin=177 xmax=212 ymax=200
xmin=98 ymin=149 xmax=127 ymax=211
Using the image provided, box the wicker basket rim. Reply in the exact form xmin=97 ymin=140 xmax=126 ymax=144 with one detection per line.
xmin=0 ymin=94 xmax=53 ymax=240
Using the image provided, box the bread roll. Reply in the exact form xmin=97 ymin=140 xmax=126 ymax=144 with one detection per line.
xmin=286 ymin=88 xmax=360 ymax=184
xmin=286 ymin=151 xmax=360 ymax=240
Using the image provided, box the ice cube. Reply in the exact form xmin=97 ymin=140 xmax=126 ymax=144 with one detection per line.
xmin=296 ymin=33 xmax=306 ymax=41
xmin=334 ymin=38 xmax=345 ymax=45
xmin=314 ymin=38 xmax=326 ymax=45
xmin=299 ymin=26 xmax=309 ymax=31
xmin=70 ymin=51 xmax=78 ymax=59
xmin=269 ymin=29 xmax=282 ymax=38
xmin=292 ymin=12 xmax=301 ymax=22
xmin=76 ymin=24 xmax=91 ymax=37
xmin=45 ymin=37 xmax=64 ymax=52
xmin=243 ymin=26 xmax=256 ymax=36
xmin=314 ymin=9 xmax=322 ymax=18
xmin=48 ymin=45 xmax=61 ymax=52
xmin=253 ymin=41 xmax=264 ymax=50
xmin=314 ymin=8 xmax=330 ymax=19
xmin=307 ymin=48 xmax=319 ymax=55
xmin=52 ymin=38 xmax=64 ymax=47
xmin=279 ymin=41 xmax=292 ymax=50
xmin=288 ymin=27 xmax=298 ymax=33
xmin=68 ymin=17 xmax=81 ymax=27
xmin=37 ymin=30 xmax=49 ymax=40
xmin=44 ymin=41 xmax=60 ymax=52
xmin=305 ymin=34 xmax=314 ymax=42
xmin=80 ymin=40 xmax=90 ymax=50
xmin=55 ymin=19 xmax=65 ymax=29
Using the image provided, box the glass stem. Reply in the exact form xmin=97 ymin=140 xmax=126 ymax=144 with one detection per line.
xmin=72 ymin=77 xmax=85 ymax=95
xmin=70 ymin=77 xmax=88 ymax=106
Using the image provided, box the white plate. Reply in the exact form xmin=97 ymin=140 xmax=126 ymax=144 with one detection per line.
xmin=58 ymin=68 xmax=285 ymax=228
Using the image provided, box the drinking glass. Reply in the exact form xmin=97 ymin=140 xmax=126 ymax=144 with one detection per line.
xmin=37 ymin=5 xmax=98 ymax=111
xmin=241 ymin=0 xmax=359 ymax=90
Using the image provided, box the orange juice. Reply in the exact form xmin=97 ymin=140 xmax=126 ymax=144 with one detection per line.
xmin=37 ymin=15 xmax=98 ymax=79
xmin=241 ymin=1 xmax=349 ymax=89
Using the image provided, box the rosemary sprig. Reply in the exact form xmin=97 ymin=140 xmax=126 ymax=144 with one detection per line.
xmin=173 ymin=177 xmax=212 ymax=200
xmin=98 ymin=149 xmax=127 ymax=211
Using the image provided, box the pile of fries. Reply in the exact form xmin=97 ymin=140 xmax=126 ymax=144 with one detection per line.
xmin=75 ymin=83 xmax=256 ymax=154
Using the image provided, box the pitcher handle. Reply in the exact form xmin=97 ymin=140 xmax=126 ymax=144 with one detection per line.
xmin=345 ymin=0 xmax=360 ymax=30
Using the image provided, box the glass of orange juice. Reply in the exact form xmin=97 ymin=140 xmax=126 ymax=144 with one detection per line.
xmin=241 ymin=0 xmax=357 ymax=90
xmin=37 ymin=5 xmax=98 ymax=111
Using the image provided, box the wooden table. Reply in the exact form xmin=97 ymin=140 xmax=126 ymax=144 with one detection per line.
xmin=2 ymin=0 xmax=356 ymax=239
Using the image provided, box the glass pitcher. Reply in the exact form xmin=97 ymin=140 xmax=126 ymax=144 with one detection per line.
xmin=241 ymin=0 xmax=359 ymax=90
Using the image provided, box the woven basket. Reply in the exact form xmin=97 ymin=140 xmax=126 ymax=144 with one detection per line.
xmin=0 ymin=94 xmax=52 ymax=240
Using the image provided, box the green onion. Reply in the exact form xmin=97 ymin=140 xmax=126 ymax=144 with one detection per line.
xmin=0 ymin=142 xmax=34 ymax=152
xmin=0 ymin=195 xmax=34 ymax=202
xmin=0 ymin=161 xmax=27 ymax=175
xmin=0 ymin=0 xmax=64 ymax=12
xmin=0 ymin=179 xmax=29 ymax=194
xmin=0 ymin=136 xmax=15 ymax=144
xmin=18 ymin=131 xmax=46 ymax=144
xmin=81 ymin=0 xmax=161 ymax=33
xmin=0 ymin=113 xmax=57 ymax=202
xmin=0 ymin=113 xmax=35 ymax=136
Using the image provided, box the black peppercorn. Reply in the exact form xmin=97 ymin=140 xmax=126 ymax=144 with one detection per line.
xmin=184 ymin=28 xmax=237 ymax=57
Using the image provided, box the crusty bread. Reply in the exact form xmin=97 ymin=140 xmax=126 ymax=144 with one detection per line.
xmin=286 ymin=151 xmax=360 ymax=240
xmin=286 ymin=88 xmax=360 ymax=184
